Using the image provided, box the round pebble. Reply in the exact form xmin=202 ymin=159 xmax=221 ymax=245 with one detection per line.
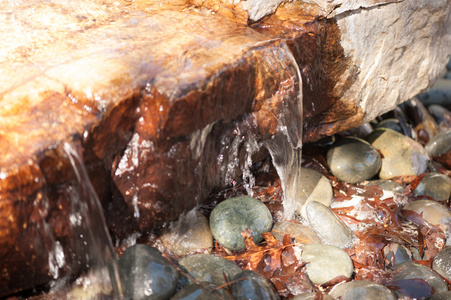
xmin=178 ymin=254 xmax=242 ymax=285
xmin=366 ymin=128 xmax=429 ymax=179
xmin=300 ymin=244 xmax=354 ymax=285
xmin=403 ymin=199 xmax=451 ymax=231
xmin=377 ymin=118 xmax=403 ymax=133
xmin=296 ymin=167 xmax=333 ymax=216
xmin=304 ymin=201 xmax=353 ymax=248
xmin=391 ymin=262 xmax=448 ymax=294
xmin=209 ymin=195 xmax=273 ymax=251
xmin=414 ymin=172 xmax=451 ymax=201
xmin=433 ymin=247 xmax=451 ymax=282
xmin=160 ymin=209 xmax=213 ymax=257
xmin=329 ymin=280 xmax=396 ymax=300
xmin=171 ymin=282 xmax=232 ymax=300
xmin=292 ymin=292 xmax=334 ymax=300
xmin=327 ymin=137 xmax=381 ymax=183
xmin=367 ymin=179 xmax=404 ymax=193
xmin=231 ymin=270 xmax=279 ymax=300
xmin=271 ymin=222 xmax=321 ymax=244
xmin=118 ymin=244 xmax=178 ymax=300
xmin=426 ymin=291 xmax=451 ymax=300
xmin=425 ymin=130 xmax=451 ymax=157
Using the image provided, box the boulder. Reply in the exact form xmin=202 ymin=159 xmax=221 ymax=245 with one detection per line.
xmin=0 ymin=0 xmax=450 ymax=296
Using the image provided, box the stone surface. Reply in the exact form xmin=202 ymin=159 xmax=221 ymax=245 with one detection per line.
xmin=300 ymin=244 xmax=354 ymax=285
xmin=304 ymin=201 xmax=353 ymax=248
xmin=118 ymin=244 xmax=178 ymax=300
xmin=414 ymin=172 xmax=451 ymax=201
xmin=427 ymin=291 xmax=451 ymax=300
xmin=271 ymin=222 xmax=321 ymax=244
xmin=231 ymin=270 xmax=279 ymax=300
xmin=171 ymin=282 xmax=233 ymax=300
xmin=384 ymin=243 xmax=412 ymax=267
xmin=327 ymin=137 xmax=381 ymax=183
xmin=376 ymin=118 xmax=403 ymax=133
xmin=425 ymin=130 xmax=451 ymax=156
xmin=366 ymin=128 xmax=429 ymax=179
xmin=428 ymin=105 xmax=451 ymax=131
xmin=367 ymin=180 xmax=404 ymax=193
xmin=433 ymin=247 xmax=451 ymax=282
xmin=329 ymin=280 xmax=396 ymax=300
xmin=403 ymin=199 xmax=451 ymax=232
xmin=292 ymin=292 xmax=334 ymax=300
xmin=209 ymin=196 xmax=273 ymax=251
xmin=295 ymin=167 xmax=333 ymax=216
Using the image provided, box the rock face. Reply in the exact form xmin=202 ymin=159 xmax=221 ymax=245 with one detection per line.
xmin=0 ymin=0 xmax=450 ymax=296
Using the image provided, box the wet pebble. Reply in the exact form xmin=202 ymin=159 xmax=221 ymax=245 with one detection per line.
xmin=391 ymin=262 xmax=448 ymax=294
xmin=367 ymin=179 xmax=404 ymax=193
xmin=376 ymin=118 xmax=403 ymax=133
xmin=428 ymin=105 xmax=451 ymax=131
xmin=304 ymin=201 xmax=353 ymax=248
xmin=403 ymin=199 xmax=451 ymax=231
xmin=425 ymin=130 xmax=451 ymax=157
xmin=209 ymin=195 xmax=273 ymax=251
xmin=171 ymin=282 xmax=232 ymax=300
xmin=366 ymin=128 xmax=429 ymax=179
xmin=178 ymin=254 xmax=241 ymax=285
xmin=427 ymin=291 xmax=451 ymax=300
xmin=329 ymin=280 xmax=396 ymax=300
xmin=271 ymin=222 xmax=321 ymax=244
xmin=433 ymin=247 xmax=451 ymax=282
xmin=292 ymin=292 xmax=334 ymax=300
xmin=414 ymin=172 xmax=451 ymax=201
xmin=300 ymin=244 xmax=354 ymax=285
xmin=384 ymin=243 xmax=412 ymax=267
xmin=119 ymin=244 xmax=178 ymax=300
xmin=327 ymin=137 xmax=381 ymax=183
xmin=296 ymin=167 xmax=333 ymax=217
xmin=231 ymin=270 xmax=279 ymax=300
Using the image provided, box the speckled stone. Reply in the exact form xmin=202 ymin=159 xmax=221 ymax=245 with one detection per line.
xmin=414 ymin=172 xmax=451 ymax=201
xmin=231 ymin=270 xmax=279 ymax=300
xmin=433 ymin=247 xmax=451 ymax=282
xmin=367 ymin=180 xmax=404 ymax=193
xmin=329 ymin=280 xmax=396 ymax=300
xmin=119 ymin=244 xmax=178 ymax=300
xmin=392 ymin=262 xmax=448 ymax=294
xmin=271 ymin=222 xmax=321 ymax=244
xmin=377 ymin=118 xmax=403 ymax=133
xmin=292 ymin=292 xmax=334 ymax=300
xmin=425 ymin=130 xmax=451 ymax=156
xmin=178 ymin=254 xmax=242 ymax=286
xmin=366 ymin=128 xmax=429 ymax=179
xmin=296 ymin=167 xmax=333 ymax=217
xmin=171 ymin=282 xmax=233 ymax=300
xmin=403 ymin=199 xmax=451 ymax=231
xmin=300 ymin=244 xmax=354 ymax=285
xmin=304 ymin=201 xmax=353 ymax=248
xmin=209 ymin=195 xmax=273 ymax=251
xmin=327 ymin=137 xmax=381 ymax=183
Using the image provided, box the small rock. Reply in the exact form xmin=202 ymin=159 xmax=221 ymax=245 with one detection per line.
xmin=300 ymin=244 xmax=354 ymax=285
xmin=366 ymin=128 xmax=429 ymax=179
xmin=377 ymin=118 xmax=403 ymax=133
xmin=304 ymin=201 xmax=353 ymax=248
xmin=384 ymin=243 xmax=412 ymax=267
xmin=425 ymin=130 xmax=451 ymax=157
xmin=433 ymin=247 xmax=451 ymax=282
xmin=178 ymin=254 xmax=242 ymax=285
xmin=329 ymin=280 xmax=396 ymax=300
xmin=367 ymin=179 xmax=404 ymax=193
xmin=403 ymin=199 xmax=451 ymax=231
xmin=327 ymin=137 xmax=381 ymax=183
xmin=414 ymin=172 xmax=451 ymax=201
xmin=292 ymin=292 xmax=334 ymax=300
xmin=426 ymin=291 xmax=451 ymax=300
xmin=344 ymin=123 xmax=373 ymax=138
xmin=271 ymin=222 xmax=321 ymax=244
xmin=160 ymin=209 xmax=213 ymax=257
xmin=391 ymin=262 xmax=448 ymax=294
xmin=231 ymin=270 xmax=279 ymax=300
xmin=119 ymin=244 xmax=178 ymax=300
xmin=171 ymin=282 xmax=233 ymax=300
xmin=428 ymin=105 xmax=451 ymax=131
xmin=296 ymin=167 xmax=333 ymax=216
xmin=209 ymin=195 xmax=273 ymax=251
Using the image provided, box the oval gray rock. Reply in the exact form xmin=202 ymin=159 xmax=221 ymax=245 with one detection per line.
xmin=329 ymin=280 xmax=396 ymax=300
xmin=425 ymin=130 xmax=451 ymax=156
xmin=391 ymin=262 xmax=448 ymax=294
xmin=414 ymin=172 xmax=451 ymax=201
xmin=296 ymin=167 xmax=333 ymax=216
xmin=292 ymin=292 xmax=334 ymax=300
xmin=433 ymin=247 xmax=451 ymax=282
xmin=271 ymin=222 xmax=321 ymax=244
xmin=403 ymin=199 xmax=451 ymax=232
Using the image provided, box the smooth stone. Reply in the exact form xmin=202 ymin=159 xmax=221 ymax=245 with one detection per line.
xmin=367 ymin=179 xmax=404 ymax=193
xmin=170 ymin=282 xmax=232 ymax=300
xmin=417 ymin=78 xmax=451 ymax=108
xmin=300 ymin=244 xmax=354 ymax=285
xmin=425 ymin=130 xmax=451 ymax=157
xmin=428 ymin=105 xmax=451 ymax=131
xmin=384 ymin=243 xmax=412 ymax=267
xmin=329 ymin=280 xmax=396 ymax=300
xmin=344 ymin=123 xmax=373 ymax=139
xmin=366 ymin=128 xmax=429 ymax=179
xmin=403 ymin=199 xmax=451 ymax=231
xmin=426 ymin=291 xmax=451 ymax=300
xmin=377 ymin=118 xmax=403 ymax=133
xmin=433 ymin=247 xmax=451 ymax=282
xmin=292 ymin=292 xmax=334 ymax=300
xmin=296 ymin=167 xmax=333 ymax=217
xmin=160 ymin=209 xmax=213 ymax=257
xmin=304 ymin=201 xmax=353 ymax=248
xmin=209 ymin=195 xmax=273 ymax=251
xmin=391 ymin=262 xmax=448 ymax=294
xmin=271 ymin=222 xmax=321 ymax=244
xmin=178 ymin=254 xmax=242 ymax=285
xmin=119 ymin=244 xmax=179 ymax=300
xmin=414 ymin=172 xmax=451 ymax=201
xmin=327 ymin=137 xmax=381 ymax=183
xmin=231 ymin=270 xmax=279 ymax=300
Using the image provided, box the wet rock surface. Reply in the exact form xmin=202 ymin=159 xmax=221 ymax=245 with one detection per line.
xmin=414 ymin=172 xmax=451 ymax=201
xmin=271 ymin=222 xmax=321 ymax=244
xmin=329 ymin=280 xmax=396 ymax=300
xmin=295 ymin=167 xmax=333 ymax=215
xmin=171 ymin=282 xmax=233 ymax=300
xmin=231 ymin=270 xmax=279 ymax=300
xmin=403 ymin=200 xmax=451 ymax=231
xmin=433 ymin=247 xmax=451 ymax=282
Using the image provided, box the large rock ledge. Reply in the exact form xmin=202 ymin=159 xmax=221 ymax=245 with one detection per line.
xmin=0 ymin=0 xmax=450 ymax=296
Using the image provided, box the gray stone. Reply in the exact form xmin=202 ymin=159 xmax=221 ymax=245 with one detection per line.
xmin=428 ymin=105 xmax=451 ymax=131
xmin=119 ymin=244 xmax=178 ymax=300
xmin=392 ymin=262 xmax=448 ymax=294
xmin=304 ymin=201 xmax=353 ymax=248
xmin=367 ymin=180 xmax=404 ymax=193
xmin=178 ymin=254 xmax=242 ymax=286
xmin=414 ymin=172 xmax=451 ymax=201
xmin=231 ymin=270 xmax=279 ymax=300
xmin=209 ymin=196 xmax=273 ymax=251
xmin=377 ymin=118 xmax=403 ymax=134
xmin=300 ymin=244 xmax=354 ymax=286
xmin=171 ymin=282 xmax=233 ymax=300
xmin=418 ymin=79 xmax=451 ymax=108
xmin=403 ymin=199 xmax=451 ymax=232
xmin=433 ymin=247 xmax=451 ymax=282
xmin=384 ymin=243 xmax=412 ymax=267
xmin=271 ymin=222 xmax=321 ymax=244
xmin=366 ymin=128 xmax=429 ymax=179
xmin=292 ymin=292 xmax=334 ymax=300
xmin=327 ymin=137 xmax=381 ymax=183
xmin=296 ymin=167 xmax=333 ymax=217
xmin=426 ymin=291 xmax=451 ymax=300
xmin=329 ymin=280 xmax=396 ymax=300
xmin=425 ymin=130 xmax=451 ymax=157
